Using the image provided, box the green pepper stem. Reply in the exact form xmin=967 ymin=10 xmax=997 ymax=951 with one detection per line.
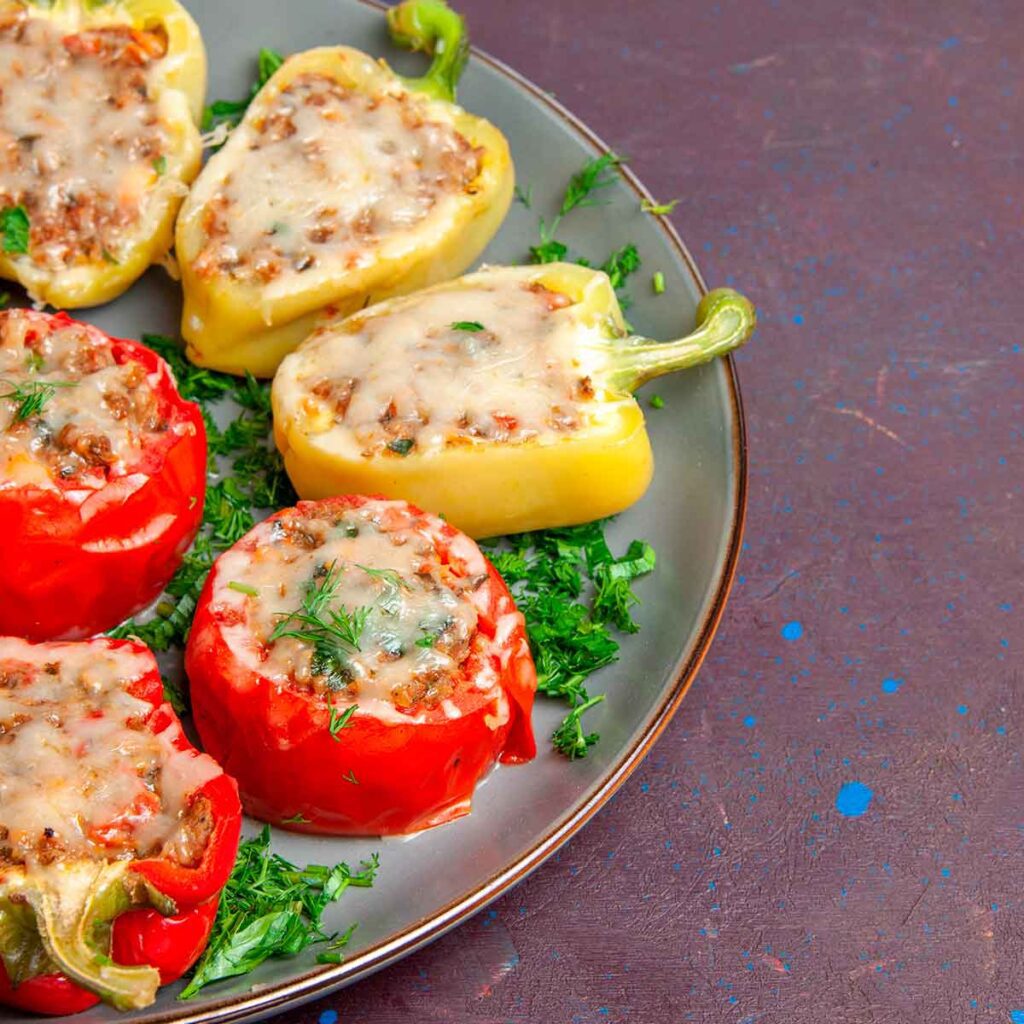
xmin=386 ymin=0 xmax=469 ymax=103
xmin=604 ymin=287 xmax=756 ymax=393
xmin=25 ymin=863 xmax=161 ymax=1011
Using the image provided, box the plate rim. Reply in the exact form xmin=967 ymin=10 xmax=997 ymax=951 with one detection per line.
xmin=132 ymin=5 xmax=749 ymax=1020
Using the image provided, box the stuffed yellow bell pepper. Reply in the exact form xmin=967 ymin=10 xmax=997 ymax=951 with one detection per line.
xmin=0 ymin=0 xmax=205 ymax=308
xmin=175 ymin=0 xmax=513 ymax=378
xmin=272 ymin=263 xmax=756 ymax=538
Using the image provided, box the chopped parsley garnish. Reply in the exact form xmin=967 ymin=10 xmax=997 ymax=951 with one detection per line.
xmin=202 ymin=46 xmax=285 ymax=131
xmin=640 ymin=197 xmax=680 ymax=216
xmin=649 ymin=394 xmax=665 ymax=410
xmin=415 ymin=633 xmax=436 ymax=648
xmin=152 ymin=155 xmax=167 ymax=176
xmin=179 ymin=826 xmax=378 ymax=998
xmin=327 ymin=703 xmax=358 ymax=740
xmin=451 ymin=320 xmax=485 ymax=332
xmin=101 ymin=248 xmax=119 ymax=265
xmin=0 ymin=205 xmax=30 ymax=255
xmin=387 ymin=437 xmax=414 ymax=456
xmin=281 ymin=812 xmax=310 ymax=824
xmin=485 ymin=520 xmax=655 ymax=758
xmin=652 ymin=270 xmax=666 ymax=295
xmin=560 ymin=151 xmax=623 ymax=216
xmin=341 ymin=769 xmax=359 ymax=785
xmin=227 ymin=580 xmax=259 ymax=597
xmin=0 ymin=378 xmax=77 ymax=422
xmin=513 ymin=183 xmax=533 ymax=208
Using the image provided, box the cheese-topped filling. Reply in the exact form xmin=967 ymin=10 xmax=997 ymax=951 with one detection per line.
xmin=0 ymin=311 xmax=168 ymax=486
xmin=279 ymin=277 xmax=605 ymax=457
xmin=0 ymin=639 xmax=220 ymax=869
xmin=192 ymin=73 xmax=480 ymax=287
xmin=0 ymin=11 xmax=170 ymax=270
xmin=214 ymin=503 xmax=484 ymax=709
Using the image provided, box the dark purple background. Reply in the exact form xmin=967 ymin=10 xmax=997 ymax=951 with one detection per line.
xmin=284 ymin=1 xmax=1024 ymax=1020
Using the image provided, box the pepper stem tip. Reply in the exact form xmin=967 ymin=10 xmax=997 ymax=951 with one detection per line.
xmin=386 ymin=0 xmax=469 ymax=103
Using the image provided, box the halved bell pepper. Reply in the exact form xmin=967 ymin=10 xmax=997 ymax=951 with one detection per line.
xmin=272 ymin=263 xmax=755 ymax=538
xmin=0 ymin=636 xmax=242 ymax=1013
xmin=176 ymin=0 xmax=513 ymax=377
xmin=0 ymin=0 xmax=206 ymax=308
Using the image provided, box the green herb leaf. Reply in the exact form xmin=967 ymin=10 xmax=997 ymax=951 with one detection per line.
xmin=227 ymin=581 xmax=259 ymax=597
xmin=341 ymin=769 xmax=359 ymax=786
xmin=0 ymin=292 xmax=10 ymax=309
xmin=649 ymin=394 xmax=665 ymax=410
xmin=640 ymin=197 xmax=679 ymax=216
xmin=179 ymin=826 xmax=378 ymax=998
xmin=451 ymin=320 xmax=485 ymax=332
xmin=152 ymin=155 xmax=167 ymax=176
xmin=513 ymin=183 xmax=533 ymax=209
xmin=560 ymin=152 xmax=623 ymax=217
xmin=101 ymin=248 xmax=119 ymax=265
xmin=386 ymin=438 xmax=414 ymax=456
xmin=202 ymin=46 xmax=285 ymax=132
xmin=327 ymin=704 xmax=358 ymax=740
xmin=0 ymin=378 xmax=77 ymax=422
xmin=652 ymin=271 xmax=666 ymax=295
xmin=281 ymin=812 xmax=310 ymax=824
xmin=551 ymin=693 xmax=605 ymax=758
xmin=0 ymin=205 xmax=30 ymax=255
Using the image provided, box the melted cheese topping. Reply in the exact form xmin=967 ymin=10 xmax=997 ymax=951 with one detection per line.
xmin=192 ymin=73 xmax=480 ymax=290
xmin=213 ymin=502 xmax=485 ymax=710
xmin=0 ymin=638 xmax=220 ymax=869
xmin=0 ymin=13 xmax=170 ymax=269
xmin=277 ymin=276 xmax=608 ymax=457
xmin=0 ymin=310 xmax=168 ymax=487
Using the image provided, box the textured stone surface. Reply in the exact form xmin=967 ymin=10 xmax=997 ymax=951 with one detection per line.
xmin=283 ymin=1 xmax=1024 ymax=1020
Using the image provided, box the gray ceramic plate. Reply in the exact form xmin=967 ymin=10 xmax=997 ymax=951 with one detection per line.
xmin=5 ymin=1 xmax=746 ymax=1020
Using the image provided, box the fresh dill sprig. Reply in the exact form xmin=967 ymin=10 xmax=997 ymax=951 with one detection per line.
xmin=179 ymin=826 xmax=378 ymax=998
xmin=485 ymin=520 xmax=655 ymax=758
xmin=0 ymin=377 xmax=77 ymax=422
xmin=327 ymin=704 xmax=358 ymax=740
xmin=640 ymin=197 xmax=680 ymax=216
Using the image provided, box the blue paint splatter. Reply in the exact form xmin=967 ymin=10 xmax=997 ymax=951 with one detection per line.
xmin=1010 ymin=1012 xmax=1024 ymax=1024
xmin=957 ymin=704 xmax=968 ymax=715
xmin=319 ymin=1012 xmax=339 ymax=1024
xmin=781 ymin=620 xmax=803 ymax=641
xmin=940 ymin=36 xmax=960 ymax=49
xmin=881 ymin=677 xmax=903 ymax=694
xmin=835 ymin=781 xmax=874 ymax=817
xmin=941 ymin=867 xmax=951 ymax=878
xmin=743 ymin=715 xmax=758 ymax=728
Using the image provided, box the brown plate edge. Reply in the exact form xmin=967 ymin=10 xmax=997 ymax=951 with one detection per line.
xmin=140 ymin=21 xmax=750 ymax=1024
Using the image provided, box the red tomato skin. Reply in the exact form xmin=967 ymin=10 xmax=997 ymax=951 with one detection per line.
xmin=187 ymin=495 xmax=538 ymax=836
xmin=0 ymin=313 xmax=205 ymax=641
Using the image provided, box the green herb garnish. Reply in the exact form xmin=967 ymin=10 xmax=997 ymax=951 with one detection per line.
xmin=179 ymin=826 xmax=378 ymax=998
xmin=0 ymin=205 xmax=30 ymax=255
xmin=640 ymin=197 xmax=680 ymax=216
xmin=281 ymin=812 xmax=310 ymax=825
xmin=202 ymin=47 xmax=284 ymax=131
xmin=227 ymin=581 xmax=259 ymax=597
xmin=0 ymin=378 xmax=77 ymax=422
xmin=513 ymin=183 xmax=533 ymax=208
xmin=341 ymin=769 xmax=359 ymax=786
xmin=649 ymin=394 xmax=665 ymax=410
xmin=152 ymin=155 xmax=167 ymax=176
xmin=327 ymin=704 xmax=358 ymax=740
xmin=652 ymin=271 xmax=666 ymax=295
xmin=486 ymin=520 xmax=655 ymax=757
xmin=451 ymin=320 xmax=485 ymax=332
xmin=386 ymin=438 xmax=414 ymax=456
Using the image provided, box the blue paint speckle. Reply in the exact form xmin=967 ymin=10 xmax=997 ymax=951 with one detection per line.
xmin=957 ymin=704 xmax=968 ymax=715
xmin=743 ymin=715 xmax=758 ymax=728
xmin=1010 ymin=1012 xmax=1024 ymax=1024
xmin=948 ymin=95 xmax=959 ymax=107
xmin=835 ymin=781 xmax=874 ymax=817
xmin=881 ymin=677 xmax=903 ymax=694
xmin=781 ymin=620 xmax=803 ymax=641
xmin=940 ymin=35 xmax=960 ymax=49
xmin=319 ymin=1012 xmax=339 ymax=1024
xmin=941 ymin=867 xmax=951 ymax=877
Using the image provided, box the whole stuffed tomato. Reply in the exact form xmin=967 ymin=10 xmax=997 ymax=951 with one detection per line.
xmin=0 ymin=309 xmax=205 ymax=640
xmin=186 ymin=494 xmax=537 ymax=835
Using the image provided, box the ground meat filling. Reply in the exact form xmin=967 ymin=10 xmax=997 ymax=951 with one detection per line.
xmin=0 ymin=311 xmax=169 ymax=484
xmin=224 ymin=505 xmax=483 ymax=710
xmin=0 ymin=650 xmax=213 ymax=870
xmin=286 ymin=278 xmax=597 ymax=457
xmin=0 ymin=11 xmax=169 ymax=270
xmin=193 ymin=73 xmax=482 ymax=284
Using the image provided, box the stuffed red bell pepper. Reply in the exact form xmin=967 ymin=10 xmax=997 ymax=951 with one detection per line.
xmin=186 ymin=495 xmax=537 ymax=835
xmin=0 ymin=636 xmax=242 ymax=1013
xmin=0 ymin=309 xmax=206 ymax=640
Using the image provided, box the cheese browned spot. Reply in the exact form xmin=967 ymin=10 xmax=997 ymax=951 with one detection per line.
xmin=278 ymin=277 xmax=604 ymax=457
xmin=0 ymin=638 xmax=220 ymax=870
xmin=213 ymin=503 xmax=487 ymax=711
xmin=192 ymin=73 xmax=481 ymax=286
xmin=0 ymin=311 xmax=169 ymax=487
xmin=0 ymin=11 xmax=170 ymax=269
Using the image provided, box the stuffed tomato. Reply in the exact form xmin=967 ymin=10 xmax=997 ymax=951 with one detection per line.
xmin=0 ymin=636 xmax=242 ymax=1013
xmin=0 ymin=308 xmax=205 ymax=640
xmin=186 ymin=495 xmax=537 ymax=835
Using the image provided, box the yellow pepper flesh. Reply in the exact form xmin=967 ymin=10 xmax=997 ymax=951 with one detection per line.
xmin=176 ymin=0 xmax=513 ymax=378
xmin=272 ymin=263 xmax=756 ymax=538
xmin=0 ymin=0 xmax=205 ymax=308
